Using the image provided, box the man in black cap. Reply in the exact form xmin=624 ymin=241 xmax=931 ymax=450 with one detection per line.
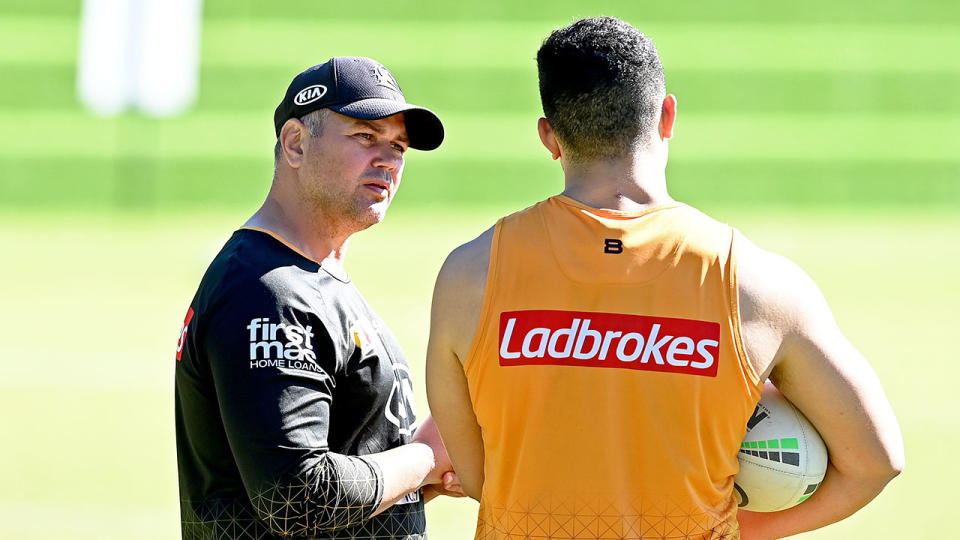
xmin=175 ymin=57 xmax=457 ymax=539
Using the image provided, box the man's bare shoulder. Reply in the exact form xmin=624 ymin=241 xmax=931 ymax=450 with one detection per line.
xmin=431 ymin=226 xmax=496 ymax=363
xmin=437 ymin=226 xmax=495 ymax=289
xmin=736 ymin=231 xmax=838 ymax=380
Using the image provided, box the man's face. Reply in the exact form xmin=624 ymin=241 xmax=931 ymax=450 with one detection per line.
xmin=298 ymin=111 xmax=409 ymax=231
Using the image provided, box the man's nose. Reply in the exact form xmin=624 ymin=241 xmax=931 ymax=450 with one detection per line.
xmin=373 ymin=148 xmax=403 ymax=171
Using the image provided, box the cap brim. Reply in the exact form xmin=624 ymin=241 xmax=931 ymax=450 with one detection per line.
xmin=330 ymin=98 xmax=444 ymax=151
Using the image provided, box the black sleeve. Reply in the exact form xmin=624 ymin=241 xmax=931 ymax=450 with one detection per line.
xmin=202 ymin=281 xmax=385 ymax=536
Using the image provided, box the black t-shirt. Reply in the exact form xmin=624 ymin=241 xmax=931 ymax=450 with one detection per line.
xmin=175 ymin=228 xmax=425 ymax=539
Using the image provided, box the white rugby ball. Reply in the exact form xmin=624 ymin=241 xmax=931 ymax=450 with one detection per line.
xmin=734 ymin=382 xmax=828 ymax=512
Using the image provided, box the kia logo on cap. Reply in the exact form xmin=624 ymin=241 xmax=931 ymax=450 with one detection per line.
xmin=294 ymin=84 xmax=328 ymax=106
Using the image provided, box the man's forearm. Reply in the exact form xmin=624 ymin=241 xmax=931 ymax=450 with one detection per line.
xmin=737 ymin=461 xmax=900 ymax=539
xmin=365 ymin=442 xmax=436 ymax=517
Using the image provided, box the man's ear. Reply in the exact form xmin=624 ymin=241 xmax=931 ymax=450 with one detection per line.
xmin=658 ymin=94 xmax=677 ymax=141
xmin=279 ymin=118 xmax=308 ymax=169
xmin=537 ymin=117 xmax=562 ymax=160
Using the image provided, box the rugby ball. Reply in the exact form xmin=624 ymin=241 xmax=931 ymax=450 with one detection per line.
xmin=734 ymin=382 xmax=828 ymax=512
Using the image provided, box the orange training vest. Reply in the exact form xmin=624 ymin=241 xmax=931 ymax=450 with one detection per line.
xmin=464 ymin=195 xmax=763 ymax=539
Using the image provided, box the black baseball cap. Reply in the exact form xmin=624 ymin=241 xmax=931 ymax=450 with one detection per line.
xmin=274 ymin=57 xmax=444 ymax=151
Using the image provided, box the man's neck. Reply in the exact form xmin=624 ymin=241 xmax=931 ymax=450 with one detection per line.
xmin=559 ymin=152 xmax=673 ymax=212
xmin=245 ymin=195 xmax=350 ymax=267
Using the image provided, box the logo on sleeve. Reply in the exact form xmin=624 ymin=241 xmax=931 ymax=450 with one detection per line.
xmin=247 ymin=317 xmax=322 ymax=373
xmin=176 ymin=307 xmax=195 ymax=361
xmin=499 ymin=310 xmax=721 ymax=377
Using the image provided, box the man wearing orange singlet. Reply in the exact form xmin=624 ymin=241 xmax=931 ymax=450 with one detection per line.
xmin=426 ymin=17 xmax=903 ymax=540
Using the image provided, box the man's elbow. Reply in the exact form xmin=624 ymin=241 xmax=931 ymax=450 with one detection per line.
xmin=250 ymin=454 xmax=382 ymax=536
xmin=876 ymin=431 xmax=906 ymax=482
xmin=865 ymin=459 xmax=902 ymax=491
xmin=846 ymin=445 xmax=904 ymax=489
xmin=880 ymin=446 xmax=905 ymax=482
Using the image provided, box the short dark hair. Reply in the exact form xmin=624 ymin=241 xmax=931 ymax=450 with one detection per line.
xmin=537 ymin=17 xmax=666 ymax=161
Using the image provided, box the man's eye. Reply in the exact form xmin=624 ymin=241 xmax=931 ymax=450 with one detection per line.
xmin=355 ymin=133 xmax=374 ymax=140
xmin=392 ymin=143 xmax=407 ymax=153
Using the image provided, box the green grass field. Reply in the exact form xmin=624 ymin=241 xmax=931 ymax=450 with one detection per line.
xmin=1 ymin=0 xmax=957 ymax=537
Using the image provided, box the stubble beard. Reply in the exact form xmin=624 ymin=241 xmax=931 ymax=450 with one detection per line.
xmin=302 ymin=179 xmax=390 ymax=238
xmin=299 ymin=143 xmax=395 ymax=238
xmin=346 ymin=196 xmax=388 ymax=233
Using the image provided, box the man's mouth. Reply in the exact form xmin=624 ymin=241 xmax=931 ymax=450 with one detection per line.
xmin=364 ymin=179 xmax=391 ymax=197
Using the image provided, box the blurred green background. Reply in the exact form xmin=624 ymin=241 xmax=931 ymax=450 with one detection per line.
xmin=1 ymin=0 xmax=957 ymax=538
